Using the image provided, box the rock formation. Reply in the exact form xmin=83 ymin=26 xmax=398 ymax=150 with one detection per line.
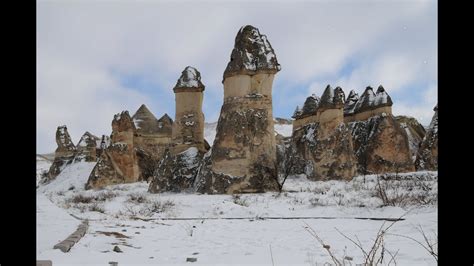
xmin=396 ymin=116 xmax=426 ymax=162
xmin=46 ymin=125 xmax=77 ymax=181
xmin=132 ymin=104 xmax=173 ymax=181
xmin=288 ymin=85 xmax=357 ymax=180
xmin=194 ymin=25 xmax=281 ymax=194
xmin=345 ymin=86 xmax=414 ymax=174
xmin=415 ymin=104 xmax=438 ymax=170
xmin=86 ymin=111 xmax=140 ymax=189
xmin=149 ymin=66 xmax=208 ymax=193
xmin=73 ymin=131 xmax=101 ymax=163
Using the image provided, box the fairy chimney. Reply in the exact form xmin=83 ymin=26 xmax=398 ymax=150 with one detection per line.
xmin=171 ymin=66 xmax=207 ymax=154
xmin=195 ymin=25 xmax=281 ymax=194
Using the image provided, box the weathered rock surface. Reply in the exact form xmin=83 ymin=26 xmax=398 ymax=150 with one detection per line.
xmin=74 ymin=131 xmax=101 ymax=163
xmin=396 ymin=116 xmax=426 ymax=162
xmin=349 ymin=113 xmax=415 ymax=174
xmin=195 ymin=25 xmax=280 ymax=194
xmin=86 ymin=111 xmax=139 ymax=189
xmin=171 ymin=66 xmax=207 ymax=154
xmin=148 ymin=67 xmax=208 ymax=193
xmin=288 ymin=86 xmax=357 ymax=181
xmin=415 ymin=104 xmax=438 ymax=170
xmin=223 ymin=25 xmax=280 ymax=80
xmin=148 ymin=147 xmax=204 ymax=193
xmin=132 ymin=105 xmax=173 ymax=181
xmin=46 ymin=125 xmax=77 ymax=181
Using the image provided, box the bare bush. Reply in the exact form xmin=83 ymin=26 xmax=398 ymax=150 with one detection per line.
xmin=388 ymin=225 xmax=438 ymax=263
xmin=127 ymin=193 xmax=149 ymax=204
xmin=304 ymin=216 xmax=403 ymax=265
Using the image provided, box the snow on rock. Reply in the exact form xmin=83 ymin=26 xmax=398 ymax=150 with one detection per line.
xmin=415 ymin=104 xmax=438 ymax=170
xmin=174 ymin=66 xmax=205 ymax=89
xmin=344 ymin=90 xmax=359 ymax=115
xmin=39 ymin=161 xmax=97 ymax=194
xmin=223 ymin=25 xmax=281 ymax=80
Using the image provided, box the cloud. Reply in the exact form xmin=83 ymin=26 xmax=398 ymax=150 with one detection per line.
xmin=37 ymin=0 xmax=437 ymax=153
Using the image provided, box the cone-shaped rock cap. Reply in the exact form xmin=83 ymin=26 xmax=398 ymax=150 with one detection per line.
xmin=173 ymin=66 xmax=205 ymax=93
xmin=158 ymin=113 xmax=173 ymax=124
xmin=344 ymin=90 xmax=359 ymax=115
xmin=319 ymin=85 xmax=336 ymax=108
xmin=433 ymin=103 xmax=438 ymax=112
xmin=353 ymin=86 xmax=376 ymax=113
xmin=374 ymin=85 xmax=393 ymax=107
xmin=223 ymin=25 xmax=281 ymax=81
xmin=300 ymin=94 xmax=320 ymax=118
xmin=132 ymin=104 xmax=161 ymax=134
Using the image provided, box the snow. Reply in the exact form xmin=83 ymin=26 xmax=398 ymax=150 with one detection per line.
xmin=38 ymin=161 xmax=96 ymax=195
xmin=275 ymin=124 xmax=292 ymax=137
xmin=180 ymin=147 xmax=199 ymax=168
xmin=37 ymin=159 xmax=437 ymax=265
xmin=132 ymin=118 xmax=143 ymax=129
xmin=37 ymin=155 xmax=52 ymax=186
xmin=203 ymin=122 xmax=217 ymax=145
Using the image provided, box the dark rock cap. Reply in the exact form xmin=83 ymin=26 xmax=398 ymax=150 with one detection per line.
xmin=344 ymin=90 xmax=359 ymax=115
xmin=353 ymin=86 xmax=376 ymax=113
xmin=174 ymin=66 xmax=205 ymax=92
xmin=374 ymin=85 xmax=393 ymax=107
xmin=300 ymin=94 xmax=320 ymax=117
xmin=223 ymin=25 xmax=281 ymax=81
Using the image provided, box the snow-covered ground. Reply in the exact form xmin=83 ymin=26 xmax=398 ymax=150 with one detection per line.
xmin=37 ymin=158 xmax=437 ymax=265
xmin=37 ymin=155 xmax=52 ymax=186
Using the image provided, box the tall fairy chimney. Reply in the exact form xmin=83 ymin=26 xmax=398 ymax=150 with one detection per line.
xmin=171 ymin=66 xmax=206 ymax=154
xmin=195 ymin=25 xmax=281 ymax=194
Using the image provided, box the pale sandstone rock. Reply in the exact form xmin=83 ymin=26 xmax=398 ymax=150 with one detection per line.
xmin=86 ymin=111 xmax=139 ymax=189
xmin=46 ymin=125 xmax=77 ymax=181
xmin=195 ymin=25 xmax=281 ymax=194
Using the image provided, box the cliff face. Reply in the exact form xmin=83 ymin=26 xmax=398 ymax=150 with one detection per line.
xmin=349 ymin=113 xmax=415 ymax=174
xmin=46 ymin=125 xmax=77 ymax=181
xmin=396 ymin=116 xmax=426 ymax=162
xmin=86 ymin=111 xmax=140 ymax=189
xmin=195 ymin=25 xmax=281 ymax=194
xmin=288 ymin=85 xmax=357 ymax=181
xmin=415 ymin=104 xmax=438 ymax=170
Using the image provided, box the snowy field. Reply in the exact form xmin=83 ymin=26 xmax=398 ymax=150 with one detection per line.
xmin=37 ymin=160 xmax=437 ymax=265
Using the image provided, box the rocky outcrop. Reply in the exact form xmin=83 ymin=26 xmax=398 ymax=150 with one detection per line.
xmin=73 ymin=132 xmax=101 ymax=163
xmin=349 ymin=113 xmax=415 ymax=174
xmin=86 ymin=111 xmax=140 ymax=189
xmin=148 ymin=147 xmax=202 ymax=193
xmin=415 ymin=104 xmax=438 ymax=170
xmin=46 ymin=125 xmax=77 ymax=181
xmin=341 ymin=85 xmax=414 ymax=174
xmin=171 ymin=66 xmax=207 ymax=154
xmin=396 ymin=116 xmax=426 ymax=162
xmin=148 ymin=67 xmax=208 ymax=193
xmin=287 ymin=86 xmax=357 ymax=181
xmin=132 ymin=104 xmax=173 ymax=181
xmin=194 ymin=25 xmax=281 ymax=194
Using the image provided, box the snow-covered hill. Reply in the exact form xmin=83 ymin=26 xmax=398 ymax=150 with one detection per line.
xmin=37 ymin=159 xmax=437 ymax=265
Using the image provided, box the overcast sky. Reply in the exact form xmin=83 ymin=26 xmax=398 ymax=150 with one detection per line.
xmin=37 ymin=0 xmax=437 ymax=154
